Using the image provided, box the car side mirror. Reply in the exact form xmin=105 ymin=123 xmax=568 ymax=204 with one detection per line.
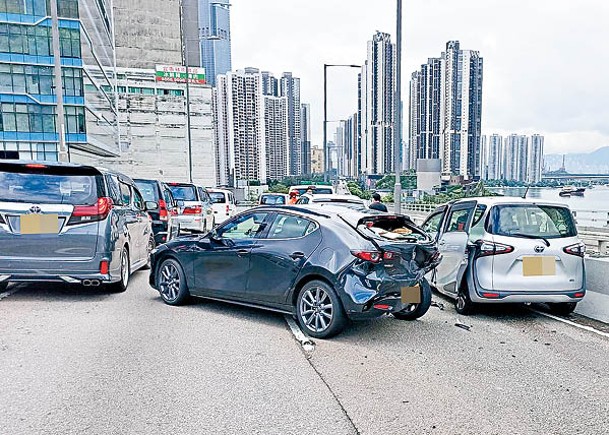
xmin=145 ymin=201 xmax=158 ymax=211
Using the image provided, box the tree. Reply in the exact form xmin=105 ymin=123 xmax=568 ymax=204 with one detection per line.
xmin=347 ymin=181 xmax=371 ymax=199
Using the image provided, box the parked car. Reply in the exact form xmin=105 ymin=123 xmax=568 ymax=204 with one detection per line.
xmin=296 ymin=193 xmax=368 ymax=208
xmin=167 ymin=182 xmax=214 ymax=233
xmin=288 ymin=184 xmax=335 ymax=195
xmin=0 ymin=160 xmax=155 ymax=292
xmin=421 ymin=197 xmax=586 ymax=315
xmin=208 ymin=188 xmax=237 ymax=224
xmin=258 ymin=193 xmax=289 ymax=205
xmin=134 ymin=178 xmax=180 ymax=245
xmin=149 ymin=205 xmax=440 ymax=338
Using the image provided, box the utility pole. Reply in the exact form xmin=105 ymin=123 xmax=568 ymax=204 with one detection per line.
xmin=393 ymin=0 xmax=403 ymax=213
xmin=323 ymin=64 xmax=328 ymax=182
xmin=50 ymin=0 xmax=68 ymax=162
xmin=179 ymin=0 xmax=194 ymax=183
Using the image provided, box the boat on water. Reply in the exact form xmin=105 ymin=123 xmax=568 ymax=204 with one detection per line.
xmin=559 ymin=186 xmax=585 ymax=197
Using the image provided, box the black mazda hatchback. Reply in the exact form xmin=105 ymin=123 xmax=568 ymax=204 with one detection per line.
xmin=149 ymin=205 xmax=441 ymax=338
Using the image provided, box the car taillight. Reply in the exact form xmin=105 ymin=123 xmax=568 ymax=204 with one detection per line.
xmin=476 ymin=240 xmax=514 ymax=258
xmin=68 ymin=197 xmax=113 ymax=225
xmin=100 ymin=260 xmax=109 ymax=275
xmin=351 ymin=250 xmax=382 ymax=263
xmin=183 ymin=205 xmax=202 ymax=215
xmin=563 ymin=243 xmax=585 ymax=257
xmin=382 ymin=251 xmax=399 ymax=260
xmin=158 ymin=199 xmax=169 ymax=221
xmin=225 ymin=204 xmax=230 ymax=215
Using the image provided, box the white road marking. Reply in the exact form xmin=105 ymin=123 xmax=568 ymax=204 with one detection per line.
xmin=284 ymin=315 xmax=316 ymax=352
xmin=531 ymin=309 xmax=609 ymax=339
xmin=0 ymin=286 xmax=21 ymax=301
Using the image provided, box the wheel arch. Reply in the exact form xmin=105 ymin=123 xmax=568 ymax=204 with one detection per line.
xmin=290 ymin=274 xmax=335 ymax=308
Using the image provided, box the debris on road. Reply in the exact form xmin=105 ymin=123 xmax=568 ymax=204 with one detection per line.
xmin=431 ymin=300 xmax=445 ymax=310
xmin=454 ymin=322 xmax=471 ymax=331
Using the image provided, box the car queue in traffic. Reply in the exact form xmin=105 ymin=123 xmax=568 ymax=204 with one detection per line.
xmin=0 ymin=160 xmax=587 ymax=338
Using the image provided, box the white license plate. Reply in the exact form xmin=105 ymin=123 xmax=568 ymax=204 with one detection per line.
xmin=20 ymin=214 xmax=59 ymax=235
xmin=522 ymin=256 xmax=556 ymax=276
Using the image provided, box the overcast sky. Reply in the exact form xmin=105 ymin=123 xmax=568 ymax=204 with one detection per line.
xmin=231 ymin=0 xmax=608 ymax=155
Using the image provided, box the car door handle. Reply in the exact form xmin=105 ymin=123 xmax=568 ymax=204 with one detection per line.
xmin=237 ymin=249 xmax=249 ymax=256
xmin=289 ymin=252 xmax=305 ymax=260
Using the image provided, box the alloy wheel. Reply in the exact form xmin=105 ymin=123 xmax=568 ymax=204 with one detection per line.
xmin=121 ymin=249 xmax=129 ymax=288
xmin=300 ymin=287 xmax=333 ymax=333
xmin=159 ymin=262 xmax=181 ymax=301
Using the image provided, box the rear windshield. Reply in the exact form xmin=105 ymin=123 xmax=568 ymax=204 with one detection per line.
xmin=209 ymin=192 xmax=226 ymax=203
xmin=0 ymin=170 xmax=99 ymax=205
xmin=168 ymin=184 xmax=197 ymax=201
xmin=356 ymin=216 xmax=430 ymax=242
xmin=260 ymin=195 xmax=286 ymax=205
xmin=134 ymin=180 xmax=158 ymax=202
xmin=293 ymin=187 xmax=334 ymax=195
xmin=489 ymin=204 xmax=577 ymax=239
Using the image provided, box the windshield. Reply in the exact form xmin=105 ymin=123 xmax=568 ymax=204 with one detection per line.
xmin=134 ymin=180 xmax=158 ymax=202
xmin=209 ymin=192 xmax=226 ymax=203
xmin=168 ymin=184 xmax=197 ymax=201
xmin=0 ymin=171 xmax=99 ymax=205
xmin=489 ymin=204 xmax=577 ymax=239
xmin=260 ymin=195 xmax=286 ymax=205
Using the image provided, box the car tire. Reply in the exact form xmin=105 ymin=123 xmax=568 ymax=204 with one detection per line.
xmin=548 ymin=302 xmax=577 ymax=316
xmin=110 ymin=247 xmax=130 ymax=293
xmin=455 ymin=279 xmax=476 ymax=315
xmin=296 ymin=280 xmax=347 ymax=339
xmin=142 ymin=236 xmax=155 ymax=270
xmin=156 ymin=257 xmax=190 ymax=305
xmin=392 ymin=279 xmax=433 ymax=320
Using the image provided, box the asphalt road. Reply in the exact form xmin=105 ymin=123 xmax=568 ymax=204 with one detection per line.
xmin=1 ymin=272 xmax=608 ymax=435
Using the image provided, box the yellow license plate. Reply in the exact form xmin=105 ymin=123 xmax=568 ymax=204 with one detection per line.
xmin=20 ymin=214 xmax=59 ymax=235
xmin=522 ymin=256 xmax=556 ymax=276
xmin=401 ymin=285 xmax=421 ymax=304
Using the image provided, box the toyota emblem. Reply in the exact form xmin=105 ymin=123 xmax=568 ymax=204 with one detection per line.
xmin=29 ymin=205 xmax=42 ymax=214
xmin=534 ymin=245 xmax=545 ymax=253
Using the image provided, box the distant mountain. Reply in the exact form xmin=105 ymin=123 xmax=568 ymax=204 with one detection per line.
xmin=544 ymin=147 xmax=609 ymax=174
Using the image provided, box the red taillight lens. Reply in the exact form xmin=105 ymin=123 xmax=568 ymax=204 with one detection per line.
xmin=351 ymin=250 xmax=382 ymax=263
xmin=183 ymin=205 xmax=202 ymax=215
xmin=68 ymin=197 xmax=113 ymax=225
xmin=481 ymin=292 xmax=500 ymax=298
xmin=158 ymin=199 xmax=168 ymax=221
xmin=563 ymin=243 xmax=585 ymax=257
xmin=100 ymin=260 xmax=109 ymax=275
xmin=226 ymin=204 xmax=230 ymax=215
xmin=476 ymin=240 xmax=514 ymax=258
xmin=383 ymin=251 xmax=399 ymax=260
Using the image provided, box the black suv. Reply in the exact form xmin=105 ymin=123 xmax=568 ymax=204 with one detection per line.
xmin=134 ymin=179 xmax=180 ymax=245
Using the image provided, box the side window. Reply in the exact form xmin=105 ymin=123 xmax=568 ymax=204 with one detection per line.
xmin=197 ymin=187 xmax=208 ymax=203
xmin=163 ymin=189 xmax=174 ymax=207
xmin=119 ymin=181 xmax=131 ymax=206
xmin=297 ymin=197 xmax=309 ymax=204
xmin=219 ymin=212 xmax=269 ymax=240
xmin=421 ymin=212 xmax=443 ymax=239
xmin=133 ymin=187 xmax=145 ymax=211
xmin=267 ymin=214 xmax=315 ymax=239
xmin=105 ymin=175 xmax=122 ymax=205
xmin=468 ymin=205 xmax=488 ymax=242
xmin=446 ymin=208 xmax=473 ymax=233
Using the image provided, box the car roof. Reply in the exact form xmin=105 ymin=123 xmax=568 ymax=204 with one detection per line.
xmin=306 ymin=194 xmax=363 ymax=202
xmin=0 ymin=159 xmax=135 ymax=182
xmin=452 ymin=196 xmax=570 ymax=207
xmin=253 ymin=204 xmax=411 ymax=224
xmin=208 ymin=188 xmax=232 ymax=194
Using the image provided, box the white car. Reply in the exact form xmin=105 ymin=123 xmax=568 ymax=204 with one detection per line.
xmin=167 ymin=183 xmax=215 ymax=233
xmin=421 ymin=197 xmax=585 ymax=315
xmin=208 ymin=188 xmax=237 ymax=225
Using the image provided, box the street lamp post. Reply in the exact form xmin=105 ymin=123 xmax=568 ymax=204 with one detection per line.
xmin=323 ymin=64 xmax=361 ymax=183
xmin=179 ymin=0 xmax=193 ymax=183
xmin=393 ymin=0 xmax=403 ymax=213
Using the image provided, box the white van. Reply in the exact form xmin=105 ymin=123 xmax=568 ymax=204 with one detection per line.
xmin=208 ymin=188 xmax=237 ymax=225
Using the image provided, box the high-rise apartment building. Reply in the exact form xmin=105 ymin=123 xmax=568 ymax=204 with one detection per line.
xmin=1 ymin=0 xmax=119 ymax=162
xmin=528 ymin=134 xmax=544 ymax=183
xmin=359 ymin=31 xmax=396 ymax=175
xmin=487 ymin=134 xmax=503 ymax=180
xmin=280 ymin=72 xmax=301 ymax=176
xmin=480 ymin=135 xmax=488 ymax=180
xmin=196 ymin=0 xmax=231 ymax=86
xmin=311 ymin=145 xmax=324 ymax=174
xmin=409 ymin=41 xmax=483 ymax=180
xmin=300 ymin=103 xmax=311 ymax=174
xmin=215 ymin=68 xmax=293 ymax=185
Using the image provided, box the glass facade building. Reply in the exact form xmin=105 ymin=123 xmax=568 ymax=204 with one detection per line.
xmin=0 ymin=0 xmax=118 ymax=162
xmin=197 ymin=0 xmax=231 ymax=87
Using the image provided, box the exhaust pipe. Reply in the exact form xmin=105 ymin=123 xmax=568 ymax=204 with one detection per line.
xmin=82 ymin=280 xmax=101 ymax=287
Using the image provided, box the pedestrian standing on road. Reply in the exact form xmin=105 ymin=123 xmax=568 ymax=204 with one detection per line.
xmin=369 ymin=192 xmax=388 ymax=212
xmin=288 ymin=190 xmax=299 ymax=205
